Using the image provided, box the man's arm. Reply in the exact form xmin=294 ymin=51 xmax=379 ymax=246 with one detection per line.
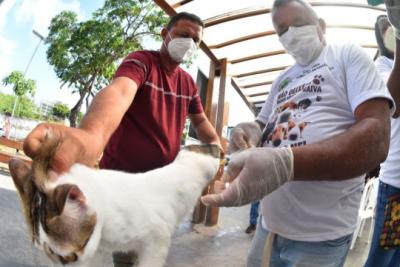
xmin=201 ymin=98 xmax=391 ymax=207
xmin=24 ymin=76 xmax=138 ymax=173
xmin=188 ymin=113 xmax=221 ymax=146
xmin=292 ymin=98 xmax=390 ymax=181
xmin=79 ymin=77 xmax=138 ymax=153
xmin=388 ymin=38 xmax=400 ymax=117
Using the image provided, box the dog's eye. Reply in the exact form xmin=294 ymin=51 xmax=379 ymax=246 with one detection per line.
xmin=43 ymin=242 xmax=78 ymax=264
xmin=43 ymin=242 xmax=54 ymax=255
xmin=59 ymin=252 xmax=78 ymax=264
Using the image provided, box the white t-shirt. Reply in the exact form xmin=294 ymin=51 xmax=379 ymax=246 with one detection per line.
xmin=257 ymin=43 xmax=393 ymax=242
xmin=375 ymin=56 xmax=400 ymax=188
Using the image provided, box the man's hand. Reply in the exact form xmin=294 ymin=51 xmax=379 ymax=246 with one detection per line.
xmin=24 ymin=123 xmax=102 ymax=174
xmin=201 ymin=147 xmax=293 ymax=207
xmin=228 ymin=122 xmax=262 ymax=153
xmin=385 ymin=0 xmax=400 ymax=38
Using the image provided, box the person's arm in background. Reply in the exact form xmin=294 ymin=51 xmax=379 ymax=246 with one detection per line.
xmin=388 ymin=38 xmax=400 ymax=117
xmin=385 ymin=0 xmax=400 ymax=116
xmin=23 ymin=77 xmax=138 ymax=173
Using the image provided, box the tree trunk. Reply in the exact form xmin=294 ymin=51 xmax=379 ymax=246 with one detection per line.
xmin=69 ymin=75 xmax=97 ymax=127
xmin=69 ymin=92 xmax=85 ymax=127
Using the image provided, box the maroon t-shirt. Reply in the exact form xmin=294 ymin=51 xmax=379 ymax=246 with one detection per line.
xmin=99 ymin=50 xmax=203 ymax=173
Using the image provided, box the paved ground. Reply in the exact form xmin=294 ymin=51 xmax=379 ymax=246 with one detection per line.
xmin=0 ymin=166 xmax=371 ymax=267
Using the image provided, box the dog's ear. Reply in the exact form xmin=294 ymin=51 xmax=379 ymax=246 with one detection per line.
xmin=9 ymin=159 xmax=37 ymax=239
xmin=53 ymin=184 xmax=86 ymax=215
xmin=9 ymin=158 xmax=31 ymax=193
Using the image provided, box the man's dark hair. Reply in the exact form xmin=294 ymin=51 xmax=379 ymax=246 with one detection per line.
xmin=273 ymin=0 xmax=309 ymax=10
xmin=167 ymin=12 xmax=204 ymax=30
xmin=272 ymin=0 xmax=318 ymax=20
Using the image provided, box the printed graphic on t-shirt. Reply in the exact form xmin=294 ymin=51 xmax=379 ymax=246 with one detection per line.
xmin=261 ymin=74 xmax=325 ymax=148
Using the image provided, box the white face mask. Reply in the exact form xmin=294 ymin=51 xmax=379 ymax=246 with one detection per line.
xmin=166 ymin=32 xmax=197 ymax=63
xmin=279 ymin=25 xmax=324 ymax=66
xmin=384 ymin=26 xmax=396 ymax=53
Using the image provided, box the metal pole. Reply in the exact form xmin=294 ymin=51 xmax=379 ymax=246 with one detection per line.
xmin=10 ymin=30 xmax=45 ymax=118
xmin=8 ymin=30 xmax=45 ymax=139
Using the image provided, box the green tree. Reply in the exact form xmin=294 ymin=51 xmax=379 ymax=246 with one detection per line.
xmin=2 ymin=70 xmax=36 ymax=118
xmin=0 ymin=93 xmax=15 ymax=114
xmin=0 ymin=93 xmax=41 ymax=120
xmin=17 ymin=96 xmax=41 ymax=119
xmin=2 ymin=71 xmax=36 ymax=97
xmin=52 ymin=103 xmax=70 ymax=120
xmin=46 ymin=0 xmax=168 ymax=127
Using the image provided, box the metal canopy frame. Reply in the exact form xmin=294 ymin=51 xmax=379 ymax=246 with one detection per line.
xmin=154 ymin=0 xmax=386 ymax=116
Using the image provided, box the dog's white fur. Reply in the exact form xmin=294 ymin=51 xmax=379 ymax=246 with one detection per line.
xmin=41 ymin=150 xmax=219 ymax=267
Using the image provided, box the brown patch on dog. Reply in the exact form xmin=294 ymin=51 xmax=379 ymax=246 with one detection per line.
xmin=9 ymin=159 xmax=37 ymax=241
xmin=46 ymin=184 xmax=96 ymax=251
xmin=8 ymin=132 xmax=97 ymax=265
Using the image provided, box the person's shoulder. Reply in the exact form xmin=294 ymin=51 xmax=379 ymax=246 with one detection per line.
xmin=326 ymin=43 xmax=369 ymax=67
xmin=325 ymin=42 xmax=361 ymax=55
xmin=124 ymin=50 xmax=159 ymax=63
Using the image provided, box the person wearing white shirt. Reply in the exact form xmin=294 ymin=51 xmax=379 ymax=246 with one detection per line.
xmin=202 ymin=1 xmax=394 ymax=266
xmin=364 ymin=14 xmax=400 ymax=267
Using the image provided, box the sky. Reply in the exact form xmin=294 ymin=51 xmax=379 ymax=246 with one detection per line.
xmin=0 ymin=0 xmax=106 ymax=108
xmin=0 ymin=0 xmax=258 ymax=125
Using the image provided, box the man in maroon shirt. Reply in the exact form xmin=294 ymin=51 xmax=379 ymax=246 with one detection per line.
xmin=24 ymin=12 xmax=221 ymax=266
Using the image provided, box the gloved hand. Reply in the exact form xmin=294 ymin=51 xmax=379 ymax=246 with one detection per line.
xmin=228 ymin=122 xmax=262 ymax=153
xmin=385 ymin=0 xmax=400 ymax=39
xmin=201 ymin=147 xmax=294 ymax=207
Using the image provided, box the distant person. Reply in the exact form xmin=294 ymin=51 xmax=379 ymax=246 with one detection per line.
xmin=245 ymin=201 xmax=259 ymax=234
xmin=379 ymin=0 xmax=400 ymax=111
xmin=3 ymin=111 xmax=11 ymax=138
